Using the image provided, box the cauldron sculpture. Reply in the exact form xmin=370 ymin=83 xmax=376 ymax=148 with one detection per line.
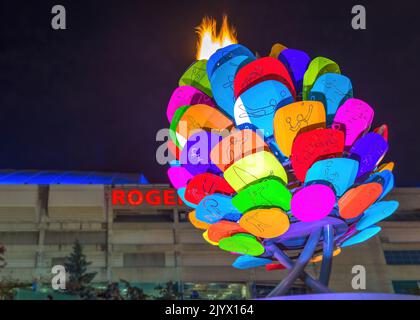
xmin=166 ymin=43 xmax=397 ymax=296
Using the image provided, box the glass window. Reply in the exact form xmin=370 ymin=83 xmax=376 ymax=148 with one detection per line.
xmin=114 ymin=209 xmax=174 ymax=223
xmin=392 ymin=281 xmax=420 ymax=295
xmin=384 ymin=250 xmax=420 ymax=265
xmin=0 ymin=232 xmax=38 ymax=245
xmin=386 ymin=212 xmax=420 ymax=221
xmin=123 ymin=253 xmax=166 ymax=267
xmin=44 ymin=231 xmax=106 ymax=245
xmin=178 ymin=210 xmax=190 ymax=223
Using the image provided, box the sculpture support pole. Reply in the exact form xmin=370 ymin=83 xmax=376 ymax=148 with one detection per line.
xmin=267 ymin=228 xmax=322 ymax=297
xmin=320 ymin=224 xmax=334 ymax=286
xmin=267 ymin=244 xmax=331 ymax=294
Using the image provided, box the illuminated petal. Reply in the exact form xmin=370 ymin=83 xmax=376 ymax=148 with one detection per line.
xmin=302 ymin=56 xmax=340 ymax=100
xmin=278 ymin=49 xmax=310 ymax=96
xmin=207 ymin=44 xmax=255 ymax=78
xmin=376 ymin=162 xmax=395 ymax=173
xmin=232 ymin=178 xmax=292 ymax=212
xmin=373 ymin=124 xmax=388 ymax=141
xmin=272 ymin=217 xmax=348 ymax=244
xmin=167 ymin=167 xmax=193 ymax=189
xmin=234 ymin=57 xmax=296 ymax=98
xmin=169 ymin=105 xmax=189 ymax=148
xmin=218 ymin=233 xmax=264 ymax=256
xmin=239 ymin=207 xmax=290 ymax=238
xmin=210 ymin=129 xmax=268 ymax=172
xmin=185 ymin=173 xmax=235 ymax=204
xmin=234 ymin=80 xmax=293 ymax=139
xmin=232 ymin=255 xmax=272 ymax=269
xmin=332 ymin=98 xmax=374 ymax=147
xmin=269 ymin=43 xmax=287 ymax=58
xmin=210 ymin=55 xmax=253 ymax=119
xmin=189 ymin=210 xmax=211 ymax=230
xmin=167 ymin=86 xmax=215 ymax=122
xmin=265 ymin=263 xmax=286 ymax=271
xmin=356 ymin=201 xmax=399 ymax=230
xmin=309 ymin=73 xmax=353 ymax=123
xmin=176 ymin=104 xmax=233 ymax=144
xmin=207 ymin=220 xmax=248 ymax=243
xmin=290 ymin=128 xmax=344 ymax=182
xmin=203 ymin=230 xmax=219 ymax=245
xmin=291 ymin=184 xmax=336 ymax=222
xmin=338 ymin=182 xmax=383 ymax=219
xmin=341 ymin=226 xmax=381 ymax=248
xmin=349 ymin=132 xmax=388 ymax=178
xmin=305 ymin=158 xmax=359 ymax=196
xmin=177 ymin=187 xmax=197 ymax=209
xmin=310 ymin=248 xmax=342 ymax=263
xmin=180 ymin=131 xmax=222 ymax=176
xmin=274 ymin=101 xmax=326 ymax=157
xmin=196 ymin=194 xmax=242 ymax=224
xmin=366 ymin=170 xmax=394 ymax=200
xmin=224 ymin=151 xmax=288 ymax=191
xmin=179 ymin=59 xmax=212 ymax=97
xmin=167 ymin=140 xmax=181 ymax=160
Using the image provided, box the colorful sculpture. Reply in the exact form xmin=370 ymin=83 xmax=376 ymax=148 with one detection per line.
xmin=165 ymin=42 xmax=398 ymax=296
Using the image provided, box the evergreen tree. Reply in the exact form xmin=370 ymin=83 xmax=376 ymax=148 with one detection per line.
xmin=64 ymin=239 xmax=96 ymax=295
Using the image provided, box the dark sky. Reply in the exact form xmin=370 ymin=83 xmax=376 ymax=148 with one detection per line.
xmin=0 ymin=0 xmax=419 ymax=185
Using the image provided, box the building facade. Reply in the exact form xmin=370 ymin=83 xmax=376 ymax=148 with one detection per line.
xmin=0 ymin=176 xmax=419 ymax=298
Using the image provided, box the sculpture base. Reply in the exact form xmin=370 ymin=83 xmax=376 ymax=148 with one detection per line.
xmin=261 ymin=293 xmax=420 ymax=300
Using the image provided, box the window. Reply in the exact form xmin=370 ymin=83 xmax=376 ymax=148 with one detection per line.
xmin=114 ymin=210 xmax=174 ymax=223
xmin=392 ymin=281 xmax=420 ymax=295
xmin=44 ymin=231 xmax=106 ymax=245
xmin=0 ymin=232 xmax=38 ymax=245
xmin=384 ymin=250 xmax=420 ymax=265
xmin=123 ymin=253 xmax=165 ymax=267
xmin=386 ymin=212 xmax=420 ymax=221
xmin=178 ymin=210 xmax=190 ymax=223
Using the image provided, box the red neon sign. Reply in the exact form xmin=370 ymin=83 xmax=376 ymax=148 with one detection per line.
xmin=112 ymin=189 xmax=184 ymax=206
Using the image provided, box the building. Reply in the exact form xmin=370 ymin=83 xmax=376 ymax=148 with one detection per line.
xmin=0 ymin=170 xmax=419 ymax=299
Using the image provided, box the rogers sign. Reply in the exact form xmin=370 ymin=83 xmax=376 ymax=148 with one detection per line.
xmin=111 ymin=189 xmax=184 ymax=206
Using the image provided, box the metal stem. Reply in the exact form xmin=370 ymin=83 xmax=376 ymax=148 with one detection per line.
xmin=320 ymin=224 xmax=334 ymax=286
xmin=267 ymin=244 xmax=331 ymax=294
xmin=267 ymin=228 xmax=322 ymax=297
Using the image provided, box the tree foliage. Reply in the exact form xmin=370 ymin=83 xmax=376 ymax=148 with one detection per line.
xmin=154 ymin=281 xmax=181 ymax=300
xmin=64 ymin=239 xmax=97 ymax=296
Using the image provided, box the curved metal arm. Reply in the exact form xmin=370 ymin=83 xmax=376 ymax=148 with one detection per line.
xmin=267 ymin=228 xmax=323 ymax=297
xmin=266 ymin=244 xmax=331 ymax=294
xmin=320 ymin=224 xmax=334 ymax=286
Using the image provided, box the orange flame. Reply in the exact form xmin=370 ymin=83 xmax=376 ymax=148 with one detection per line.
xmin=195 ymin=15 xmax=238 ymax=60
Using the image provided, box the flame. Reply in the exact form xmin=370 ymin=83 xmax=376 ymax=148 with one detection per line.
xmin=195 ymin=15 xmax=238 ymax=60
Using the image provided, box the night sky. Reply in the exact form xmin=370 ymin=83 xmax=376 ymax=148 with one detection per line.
xmin=0 ymin=0 xmax=419 ymax=185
